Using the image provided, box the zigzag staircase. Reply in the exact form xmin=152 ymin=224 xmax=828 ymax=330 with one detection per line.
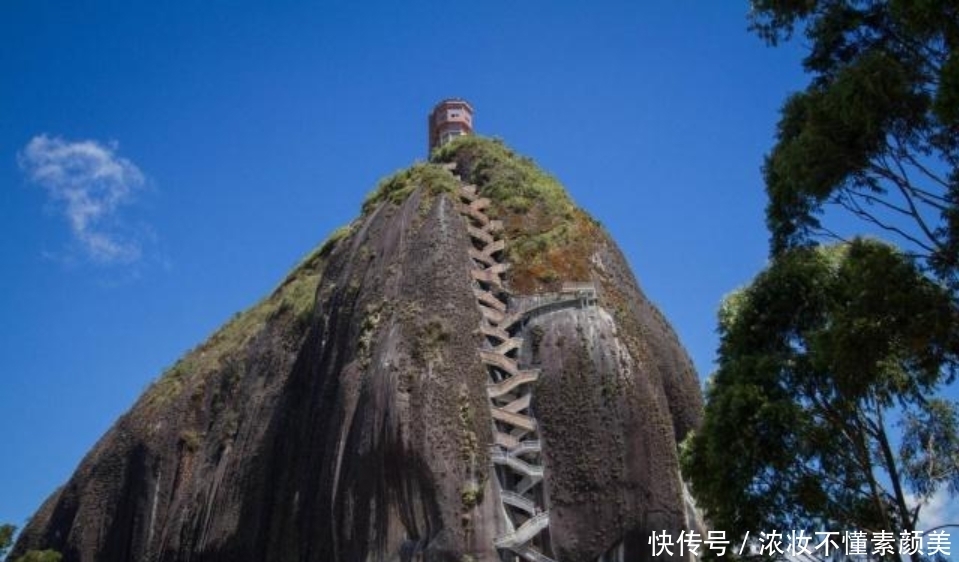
xmin=446 ymin=162 xmax=557 ymax=562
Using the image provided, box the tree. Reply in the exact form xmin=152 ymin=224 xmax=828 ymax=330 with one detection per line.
xmin=681 ymin=240 xmax=959 ymax=560
xmin=683 ymin=2 xmax=959 ymax=559
xmin=0 ymin=523 xmax=63 ymax=562
xmin=0 ymin=525 xmax=14 ymax=560
xmin=750 ymin=0 xmax=959 ymax=288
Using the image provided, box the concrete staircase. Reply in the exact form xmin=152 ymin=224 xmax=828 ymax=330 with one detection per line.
xmin=445 ymin=161 xmax=698 ymax=562
xmin=448 ymin=163 xmax=557 ymax=562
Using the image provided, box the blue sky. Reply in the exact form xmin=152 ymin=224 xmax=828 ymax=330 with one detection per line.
xmin=2 ymin=0 xmax=953 ymax=541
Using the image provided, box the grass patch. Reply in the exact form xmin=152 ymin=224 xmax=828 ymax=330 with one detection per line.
xmin=178 ymin=429 xmax=202 ymax=452
xmin=356 ymin=300 xmax=386 ymax=369
xmin=433 ymin=136 xmax=603 ymax=292
xmin=411 ymin=317 xmax=450 ymax=365
xmin=461 ymin=481 xmax=481 ymax=509
xmin=431 ymin=136 xmax=574 ymax=217
xmin=362 ymin=163 xmax=461 ymax=214
xmin=458 ymin=386 xmax=479 ymax=465
xmin=317 ymin=224 xmax=353 ymax=257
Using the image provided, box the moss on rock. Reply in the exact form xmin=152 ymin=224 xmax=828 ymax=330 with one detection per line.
xmin=143 ymin=224 xmax=348 ymax=408
xmin=363 ymin=163 xmax=461 ymax=214
xmin=433 ymin=136 xmax=604 ymax=293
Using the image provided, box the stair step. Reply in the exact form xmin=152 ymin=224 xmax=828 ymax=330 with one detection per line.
xmin=469 ymin=248 xmax=497 ymax=267
xmin=479 ymin=350 xmax=519 ymax=377
xmin=467 ymin=225 xmax=494 ymax=245
xmin=471 ymin=267 xmax=504 ymax=288
xmin=487 ymin=370 xmax=540 ymax=398
xmin=492 ymin=407 xmax=536 ymax=432
xmin=470 ymin=197 xmax=491 ymax=212
xmin=457 ymin=203 xmax=490 ymax=226
xmin=490 ymin=337 xmax=522 ymax=355
xmin=474 ymin=288 xmax=507 ymax=312
xmin=493 ymin=511 xmax=549 ymax=548
xmin=501 ymin=393 xmax=531 ymax=414
xmin=480 ymin=324 xmax=511 ymax=344
xmin=482 ymin=238 xmax=506 ymax=256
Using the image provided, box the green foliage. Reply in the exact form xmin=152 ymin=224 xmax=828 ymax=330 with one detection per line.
xmin=693 ymin=7 xmax=959 ymax=554
xmin=13 ymin=551 xmax=62 ymax=562
xmin=432 ymin=136 xmax=601 ymax=292
xmin=457 ymin=386 xmax=478 ymax=465
xmin=461 ymin=481 xmax=481 ymax=509
xmin=0 ymin=524 xmax=14 ymax=559
xmin=750 ymin=0 xmax=959 ymax=288
xmin=356 ymin=301 xmax=386 ymax=368
xmin=179 ymin=429 xmax=202 ymax=452
xmin=0 ymin=524 xmax=63 ymax=562
xmin=683 ymin=240 xmax=959 ymax=544
xmin=431 ymin=136 xmax=574 ymax=217
xmin=901 ymin=398 xmax=959 ymax=499
xmin=143 ymin=227 xmax=340 ymax=408
xmin=362 ymin=163 xmax=460 ymax=214
xmin=317 ymin=224 xmax=353 ymax=257
xmin=412 ymin=318 xmax=450 ymax=365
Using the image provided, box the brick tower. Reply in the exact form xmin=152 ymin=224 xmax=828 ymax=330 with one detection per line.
xmin=428 ymin=99 xmax=474 ymax=152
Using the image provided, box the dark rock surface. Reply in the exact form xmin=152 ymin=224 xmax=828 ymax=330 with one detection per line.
xmin=13 ymin=138 xmax=703 ymax=562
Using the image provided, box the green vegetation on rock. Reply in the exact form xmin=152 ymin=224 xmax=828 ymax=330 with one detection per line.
xmin=363 ymin=163 xmax=461 ymax=214
xmin=432 ymin=136 xmax=602 ymax=292
xmin=0 ymin=524 xmax=14 ymax=560
xmin=356 ymin=300 xmax=386 ymax=369
xmin=358 ymin=135 xmax=608 ymax=293
xmin=178 ymin=428 xmax=202 ymax=452
xmin=317 ymin=224 xmax=353 ymax=257
xmin=432 ymin=136 xmax=574 ymax=217
xmin=11 ymin=550 xmax=62 ymax=562
xmin=457 ymin=386 xmax=478 ymax=465
xmin=143 ymin=225 xmax=347 ymax=408
xmin=0 ymin=524 xmax=62 ymax=562
xmin=460 ymin=481 xmax=481 ymax=509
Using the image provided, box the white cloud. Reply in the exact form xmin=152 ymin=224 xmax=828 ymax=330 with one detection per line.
xmin=18 ymin=134 xmax=148 ymax=264
xmin=914 ymin=488 xmax=959 ymax=532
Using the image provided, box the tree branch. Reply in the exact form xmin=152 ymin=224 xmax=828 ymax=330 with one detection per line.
xmin=830 ymin=191 xmax=938 ymax=253
xmin=887 ymin=158 xmax=945 ymax=250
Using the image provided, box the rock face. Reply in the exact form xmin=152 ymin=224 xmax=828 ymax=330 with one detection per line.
xmin=13 ymin=138 xmax=703 ymax=562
